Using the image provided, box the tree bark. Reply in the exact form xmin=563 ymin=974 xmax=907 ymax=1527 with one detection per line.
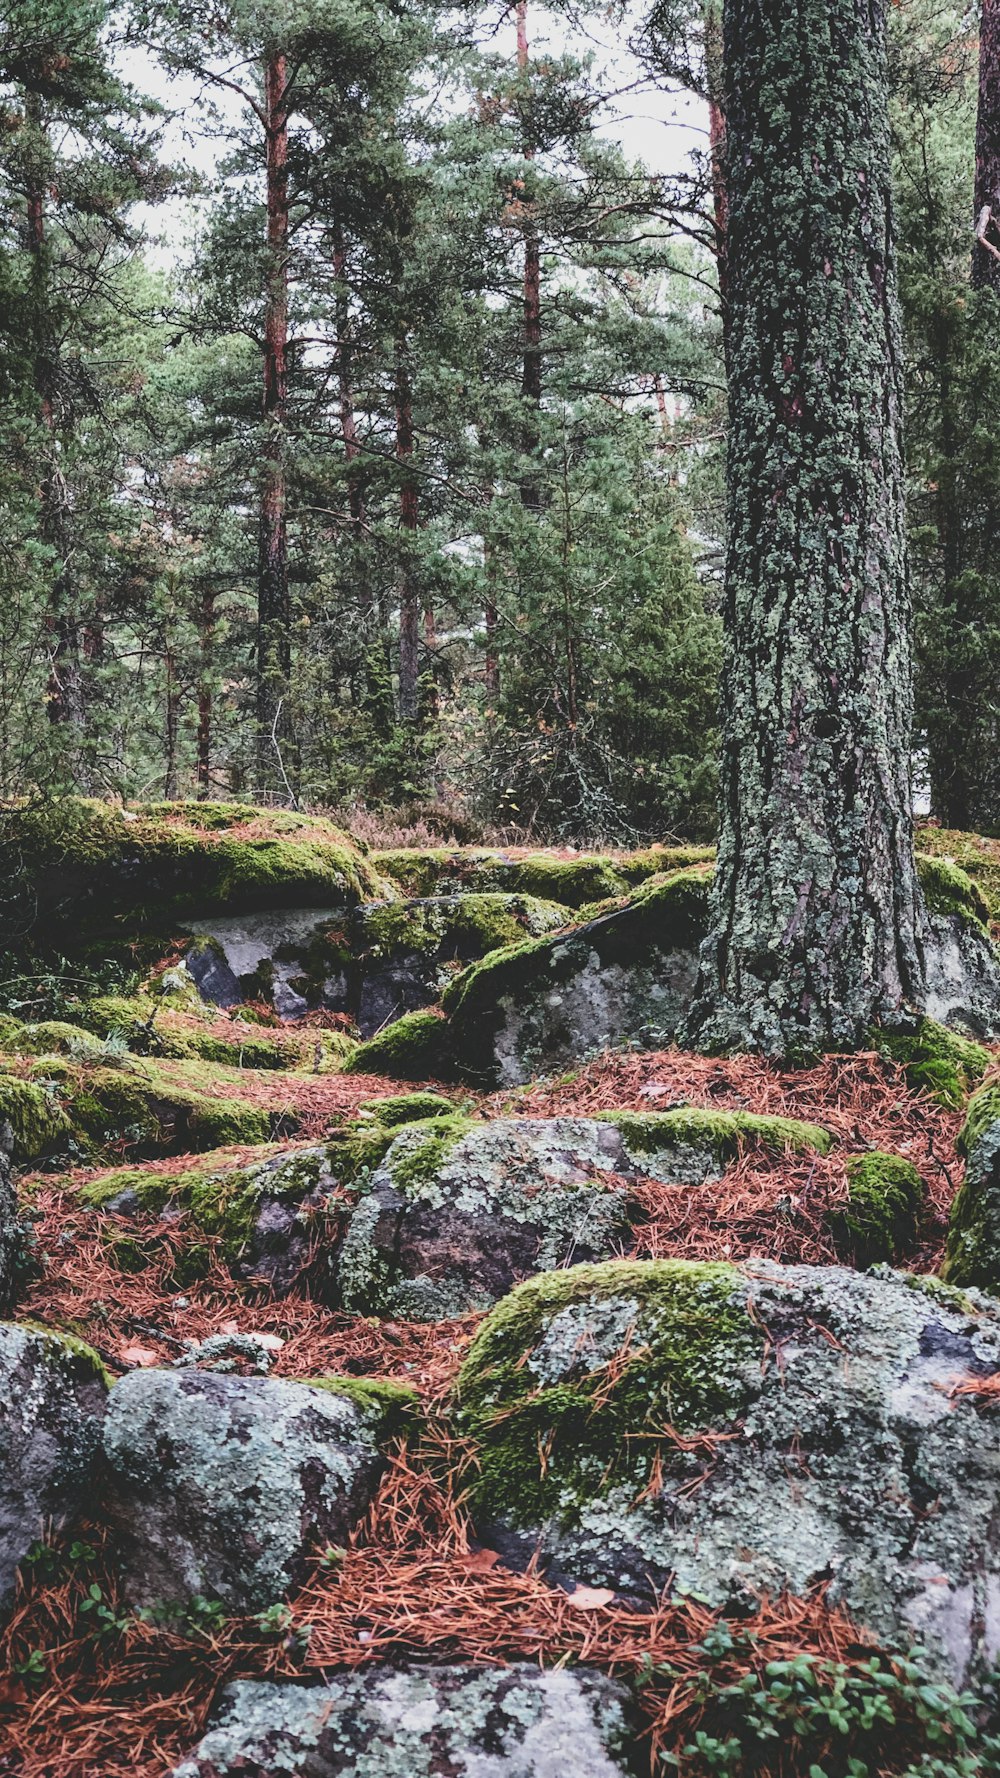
xmin=395 ymin=335 xmax=420 ymax=723
xmin=196 ymin=583 xmax=215 ymax=800
xmin=25 ymin=93 xmax=87 ymax=759
xmin=517 ymin=0 xmax=542 ymax=510
xmin=688 ymin=0 xmax=928 ymax=1055
xmin=704 ymin=0 xmax=729 ymax=315
xmin=973 ymin=0 xmax=1000 ymax=293
xmin=256 ymin=49 xmax=293 ymax=797
xmin=332 ymin=219 xmax=367 ymax=547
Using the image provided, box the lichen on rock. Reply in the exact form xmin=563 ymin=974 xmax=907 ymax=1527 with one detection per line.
xmin=334 ymin=1110 xmax=830 ymax=1320
xmin=0 ymin=1321 xmax=108 ymax=1614
xmin=169 ymin=1664 xmax=636 ymax=1778
xmin=943 ymin=1084 xmax=1000 ymax=1288
xmin=102 ymin=1368 xmax=398 ymax=1609
xmin=457 ymin=1257 xmax=1000 ymax=1684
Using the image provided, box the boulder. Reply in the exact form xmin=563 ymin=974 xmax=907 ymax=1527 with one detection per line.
xmin=0 ymin=1323 xmax=108 ymax=1612
xmin=101 ymin=1370 xmax=401 ymax=1609
xmin=458 ymin=1258 xmax=1000 ymax=1684
xmin=337 ymin=1109 xmax=830 ymax=1319
xmin=184 ymin=892 xmax=568 ymax=1033
xmin=170 ymin=1665 xmax=635 ymax=1778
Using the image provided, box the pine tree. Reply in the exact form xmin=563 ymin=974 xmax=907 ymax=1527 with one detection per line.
xmin=690 ymin=0 xmax=929 ymax=1053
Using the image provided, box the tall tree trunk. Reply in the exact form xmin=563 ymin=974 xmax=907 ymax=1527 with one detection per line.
xmin=974 ymin=0 xmax=1000 ymax=292
xmin=256 ymin=49 xmax=293 ymax=797
xmin=395 ymin=335 xmax=420 ymax=722
xmin=704 ymin=0 xmax=729 ymax=315
xmin=517 ymin=0 xmax=542 ymax=510
xmin=689 ymin=0 xmax=928 ymax=1055
xmin=196 ymin=583 xmax=215 ymax=799
xmin=332 ymin=219 xmax=367 ymax=547
xmin=25 ymin=93 xmax=87 ymax=763
xmin=926 ymin=304 xmax=972 ymax=828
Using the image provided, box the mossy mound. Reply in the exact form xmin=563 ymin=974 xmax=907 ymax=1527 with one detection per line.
xmin=346 ymin=1010 xmax=451 ymax=1080
xmin=357 ymin=1090 xmax=457 ymax=1127
xmin=829 ymin=1152 xmax=925 ymax=1266
xmin=915 ymin=854 xmax=993 ymax=930
xmin=357 ymin=892 xmax=570 ymax=960
xmin=596 ymin=1106 xmax=831 ymax=1160
xmin=457 ymin=1259 xmax=759 ymax=1524
xmin=22 ymin=1054 xmax=275 ymax=1161
xmin=873 ymin=1017 xmax=990 ymax=1108
xmin=372 ymin=845 xmax=713 ymax=907
xmin=916 ymin=826 xmax=1000 ymax=921
xmin=0 ymin=798 xmax=384 ymax=971
xmin=0 ymin=1072 xmax=73 ymax=1160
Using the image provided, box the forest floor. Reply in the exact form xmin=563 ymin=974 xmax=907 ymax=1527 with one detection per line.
xmin=0 ymin=1038 xmax=975 ymax=1778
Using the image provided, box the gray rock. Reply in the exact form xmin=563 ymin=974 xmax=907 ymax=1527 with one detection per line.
xmin=0 ymin=1322 xmax=108 ymax=1612
xmin=924 ymin=909 xmax=1000 ymax=1039
xmin=460 ymin=1258 xmax=1000 ymax=1685
xmin=336 ymin=1112 xmax=802 ymax=1320
xmin=0 ymin=1142 xmax=18 ymax=1313
xmin=102 ymin=1370 xmax=392 ymax=1609
xmin=169 ymin=1664 xmax=635 ymax=1778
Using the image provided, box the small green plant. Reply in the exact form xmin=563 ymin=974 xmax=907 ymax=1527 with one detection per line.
xmin=77 ymin=1582 xmax=132 ymax=1641
xmin=136 ymin=1594 xmax=227 ymax=1637
xmin=254 ymin=1601 xmax=293 ymax=1635
xmin=12 ymin=1648 xmax=47 ymax=1682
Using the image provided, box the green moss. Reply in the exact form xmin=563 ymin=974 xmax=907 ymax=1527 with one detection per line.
xmin=0 ymin=1073 xmax=72 ymax=1159
xmin=360 ymin=892 xmax=568 ymax=962
xmin=456 ymin=1259 xmax=761 ymax=1525
xmin=9 ymin=1020 xmax=105 ymax=1057
xmin=303 ymin=1375 xmax=419 ymax=1441
xmin=0 ymin=799 xmax=384 ymax=971
xmin=346 ymin=1010 xmax=451 ymax=1081
xmin=372 ymin=848 xmax=630 ymax=907
xmin=915 ymin=853 xmax=992 ymax=929
xmin=34 ymin=1056 xmax=272 ymax=1157
xmin=20 ymin=1319 xmax=113 ymax=1388
xmin=942 ymin=1084 xmax=1000 ymax=1288
xmin=380 ymin=1113 xmax=476 ymax=1196
xmin=916 ymin=827 xmax=1000 ymax=921
xmin=596 ymin=1107 xmax=832 ymax=1160
xmin=874 ymin=1017 xmax=990 ymax=1109
xmin=441 ymin=867 xmax=712 ymax=1029
xmin=829 ymin=1153 xmax=925 ymax=1266
xmin=358 ymin=1091 xmax=456 ymax=1127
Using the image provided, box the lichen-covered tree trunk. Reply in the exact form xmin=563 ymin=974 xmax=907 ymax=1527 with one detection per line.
xmin=974 ymin=0 xmax=1000 ymax=292
xmin=688 ymin=0 xmax=929 ymax=1055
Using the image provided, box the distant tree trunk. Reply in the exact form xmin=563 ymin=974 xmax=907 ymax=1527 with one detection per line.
xmin=332 ymin=219 xmax=367 ymax=547
xmin=196 ymin=583 xmax=215 ymax=799
xmin=704 ymin=0 xmax=729 ymax=314
xmin=689 ymin=0 xmax=928 ymax=1055
xmin=926 ymin=302 xmax=972 ymax=828
xmin=25 ymin=92 xmax=87 ymax=762
xmin=395 ymin=335 xmax=420 ymax=722
xmin=517 ymin=0 xmax=542 ymax=510
xmin=256 ymin=49 xmax=293 ymax=797
xmin=163 ymin=624 xmax=179 ymax=800
xmin=974 ymin=0 xmax=1000 ymax=292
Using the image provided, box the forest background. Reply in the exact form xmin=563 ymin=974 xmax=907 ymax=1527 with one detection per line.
xmin=0 ymin=0 xmax=992 ymax=844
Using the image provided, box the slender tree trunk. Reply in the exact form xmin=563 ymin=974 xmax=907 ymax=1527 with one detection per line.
xmin=163 ymin=626 xmax=179 ymax=800
xmin=25 ymin=93 xmax=87 ymax=762
xmin=974 ymin=0 xmax=1000 ymax=292
xmin=196 ymin=583 xmax=215 ymax=799
xmin=926 ymin=304 xmax=973 ymax=828
xmin=704 ymin=0 xmax=729 ymax=316
xmin=689 ymin=0 xmax=928 ymax=1055
xmin=332 ymin=219 xmax=367 ymax=547
xmin=517 ymin=0 xmax=542 ymax=510
xmin=256 ymin=49 xmax=293 ymax=797
xmin=395 ymin=335 xmax=420 ymax=722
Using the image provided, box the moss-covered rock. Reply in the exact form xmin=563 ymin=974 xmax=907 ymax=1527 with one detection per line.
xmin=943 ymin=1085 xmax=1000 ymax=1289
xmin=334 ymin=1110 xmax=831 ymax=1320
xmin=916 ymin=854 xmax=993 ymax=930
xmin=372 ymin=847 xmax=634 ymax=905
xmin=916 ymin=826 xmax=1000 ymax=921
xmin=829 ymin=1152 xmax=925 ymax=1266
xmin=357 ymin=1090 xmax=457 ymax=1127
xmin=73 ymin=994 xmax=297 ymax=1071
xmin=458 ymin=1258 xmax=1000 ymax=1683
xmin=0 ymin=1320 xmax=108 ymax=1611
xmin=102 ymin=1368 xmax=397 ymax=1609
xmin=347 ymin=1009 xmax=451 ymax=1081
xmin=169 ymin=1666 xmax=636 ymax=1778
xmin=437 ymin=867 xmax=711 ymax=1087
xmin=0 ymin=799 xmax=384 ymax=972
xmin=24 ymin=1055 xmax=274 ymax=1161
xmin=0 ymin=1072 xmax=73 ymax=1160
xmin=873 ymin=1017 xmax=990 ymax=1108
